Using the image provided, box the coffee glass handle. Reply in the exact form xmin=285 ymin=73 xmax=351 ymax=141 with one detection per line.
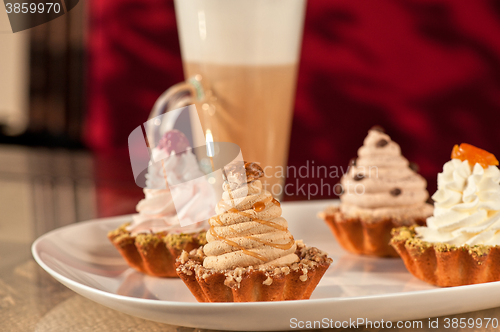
xmin=146 ymin=76 xmax=205 ymax=145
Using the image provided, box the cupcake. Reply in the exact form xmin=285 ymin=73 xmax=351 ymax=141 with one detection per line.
xmin=319 ymin=127 xmax=433 ymax=257
xmin=176 ymin=161 xmax=332 ymax=302
xmin=391 ymin=143 xmax=500 ymax=287
xmin=108 ymin=130 xmax=215 ymax=277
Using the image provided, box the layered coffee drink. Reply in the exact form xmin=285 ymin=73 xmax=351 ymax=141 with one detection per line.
xmin=175 ymin=0 xmax=306 ymax=196
xmin=184 ymin=62 xmax=298 ymax=193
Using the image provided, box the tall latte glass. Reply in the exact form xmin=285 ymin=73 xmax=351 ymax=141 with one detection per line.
xmin=150 ymin=0 xmax=306 ymax=197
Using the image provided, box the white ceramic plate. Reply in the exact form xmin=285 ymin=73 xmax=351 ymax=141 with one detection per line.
xmin=32 ymin=200 xmax=500 ymax=331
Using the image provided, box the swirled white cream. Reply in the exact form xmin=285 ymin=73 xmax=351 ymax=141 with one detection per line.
xmin=203 ymin=180 xmax=299 ymax=270
xmin=416 ymin=159 xmax=500 ymax=246
xmin=127 ymin=148 xmax=211 ymax=236
xmin=340 ymin=129 xmax=433 ymax=221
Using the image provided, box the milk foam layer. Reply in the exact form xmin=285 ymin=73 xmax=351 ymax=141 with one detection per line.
xmin=416 ymin=159 xmax=500 ymax=246
xmin=174 ymin=0 xmax=306 ymax=65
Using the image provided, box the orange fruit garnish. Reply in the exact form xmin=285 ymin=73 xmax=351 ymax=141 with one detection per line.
xmin=451 ymin=143 xmax=499 ymax=168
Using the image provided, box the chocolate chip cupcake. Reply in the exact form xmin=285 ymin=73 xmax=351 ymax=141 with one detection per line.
xmin=319 ymin=127 xmax=433 ymax=257
xmin=176 ymin=161 xmax=332 ymax=302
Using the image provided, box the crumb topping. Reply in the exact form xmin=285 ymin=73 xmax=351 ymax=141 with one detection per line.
xmin=263 ymin=276 xmax=273 ymax=285
xmin=136 ymin=233 xmax=163 ymax=247
xmin=109 ymin=222 xmax=207 ymax=251
xmin=176 ymin=242 xmax=332 ymax=289
xmin=107 ymin=223 xmax=130 ymax=240
xmin=391 ymin=226 xmax=495 ymax=257
xmin=164 ymin=232 xmax=207 ymax=250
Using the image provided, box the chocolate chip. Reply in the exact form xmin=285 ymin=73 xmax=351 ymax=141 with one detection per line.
xmin=376 ymin=139 xmax=388 ymax=147
xmin=390 ymin=188 xmax=402 ymax=196
xmin=370 ymin=125 xmax=385 ymax=133
xmin=348 ymin=158 xmax=357 ymax=166
xmin=409 ymin=162 xmax=419 ymax=173
xmin=353 ymin=173 xmax=364 ymax=181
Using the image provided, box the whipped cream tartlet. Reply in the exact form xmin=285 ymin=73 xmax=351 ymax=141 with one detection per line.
xmin=108 ymin=130 xmax=214 ymax=277
xmin=392 ymin=143 xmax=500 ymax=286
xmin=176 ymin=161 xmax=332 ymax=302
xmin=320 ymin=127 xmax=433 ymax=257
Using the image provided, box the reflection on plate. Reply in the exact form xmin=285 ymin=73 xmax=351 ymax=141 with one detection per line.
xmin=32 ymin=200 xmax=500 ymax=331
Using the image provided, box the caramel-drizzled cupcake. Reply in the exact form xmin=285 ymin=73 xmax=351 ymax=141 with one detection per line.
xmin=392 ymin=144 xmax=500 ymax=286
xmin=319 ymin=127 xmax=433 ymax=257
xmin=176 ymin=161 xmax=332 ymax=302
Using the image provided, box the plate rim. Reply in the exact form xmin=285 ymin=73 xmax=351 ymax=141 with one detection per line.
xmin=32 ymin=200 xmax=500 ymax=306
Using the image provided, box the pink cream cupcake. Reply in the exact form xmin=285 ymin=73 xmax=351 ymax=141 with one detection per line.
xmin=108 ymin=130 xmax=215 ymax=277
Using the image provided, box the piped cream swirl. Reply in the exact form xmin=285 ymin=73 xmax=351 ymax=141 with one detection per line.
xmin=416 ymin=159 xmax=500 ymax=246
xmin=340 ymin=129 xmax=433 ymax=221
xmin=203 ymin=180 xmax=299 ymax=270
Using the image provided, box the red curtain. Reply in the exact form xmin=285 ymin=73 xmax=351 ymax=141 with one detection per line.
xmin=85 ymin=0 xmax=500 ymax=199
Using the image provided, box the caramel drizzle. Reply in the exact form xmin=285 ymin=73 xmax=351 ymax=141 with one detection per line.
xmin=228 ymin=207 xmax=287 ymax=232
xmin=209 ymin=165 xmax=273 ymax=261
xmin=252 ymin=195 xmax=277 ymax=211
xmin=253 ymin=201 xmax=266 ymax=212
xmin=209 ymin=226 xmax=268 ymax=262
xmin=209 ymin=195 xmax=290 ymax=261
xmin=213 ymin=215 xmax=223 ymax=225
xmin=245 ymin=235 xmax=295 ymax=250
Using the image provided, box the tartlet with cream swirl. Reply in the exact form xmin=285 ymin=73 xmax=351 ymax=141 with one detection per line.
xmin=319 ymin=127 xmax=433 ymax=257
xmin=176 ymin=161 xmax=332 ymax=302
xmin=108 ymin=130 xmax=213 ymax=277
xmin=391 ymin=143 xmax=500 ymax=287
